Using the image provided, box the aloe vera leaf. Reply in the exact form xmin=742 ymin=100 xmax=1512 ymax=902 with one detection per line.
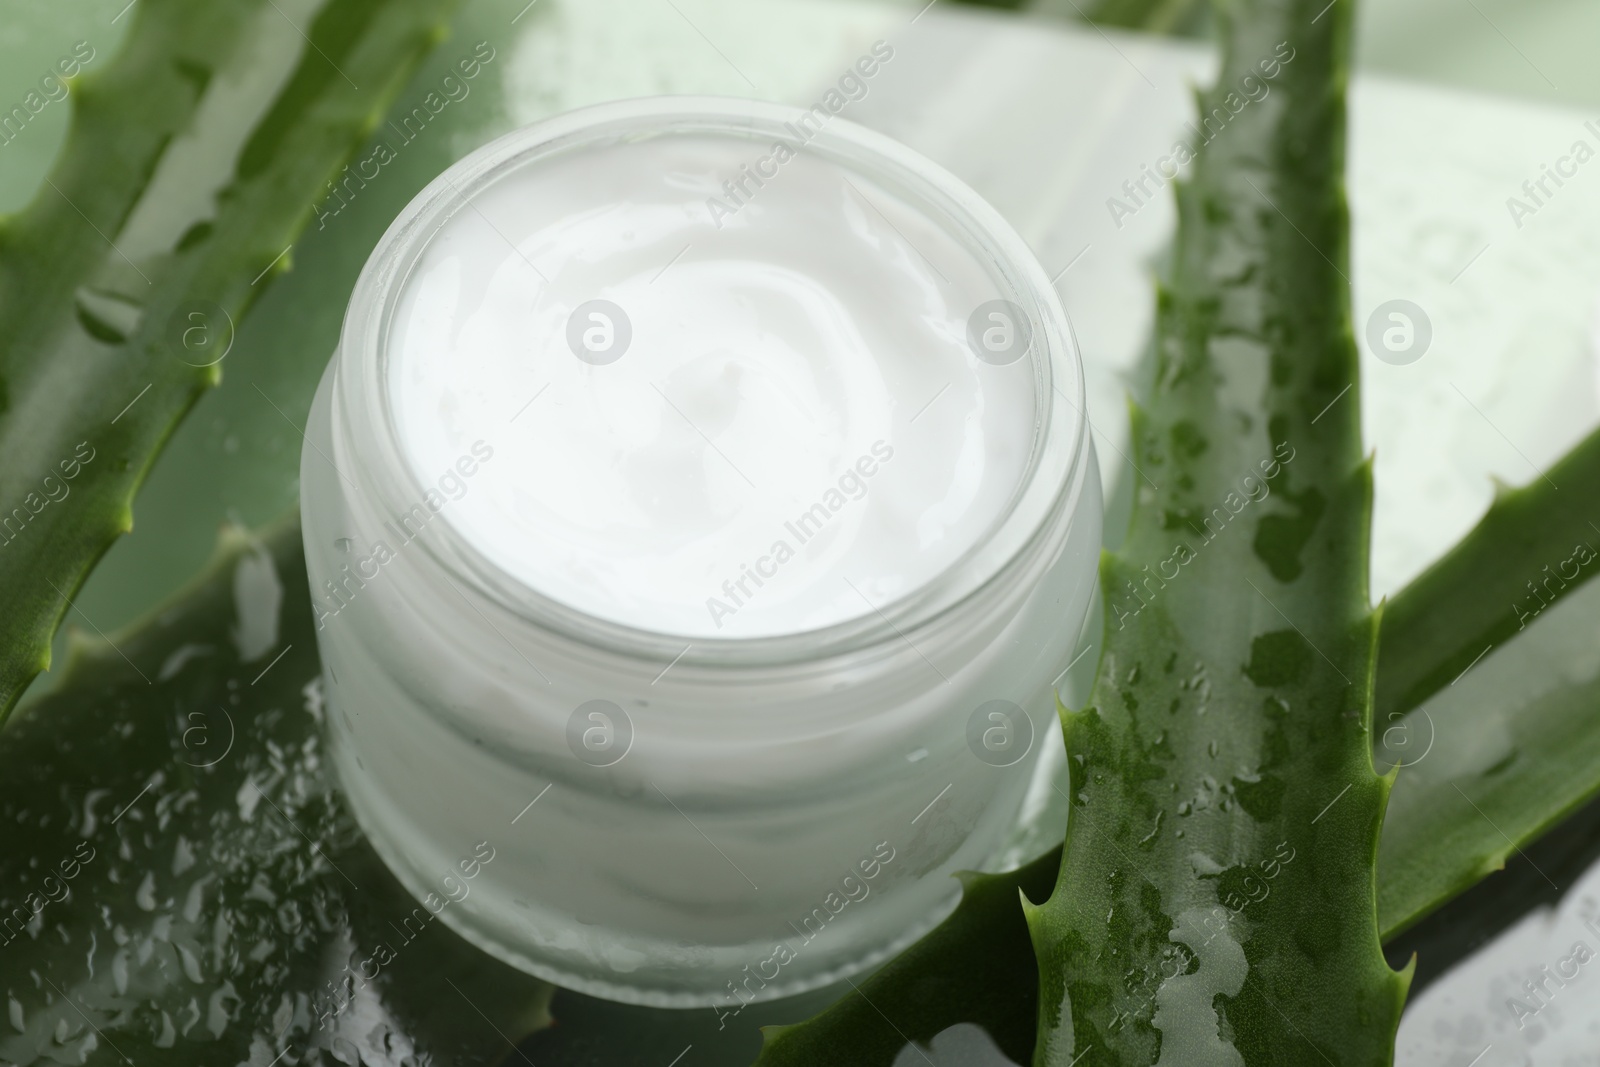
xmin=1020 ymin=0 xmax=1412 ymax=1059
xmin=0 ymin=512 xmax=551 ymax=1065
xmin=0 ymin=0 xmax=463 ymax=727
xmin=1374 ymin=423 xmax=1600 ymax=726
xmin=1377 ymin=565 xmax=1600 ymax=939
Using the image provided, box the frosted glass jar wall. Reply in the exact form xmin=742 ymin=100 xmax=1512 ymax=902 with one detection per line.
xmin=301 ymin=97 xmax=1101 ymax=1007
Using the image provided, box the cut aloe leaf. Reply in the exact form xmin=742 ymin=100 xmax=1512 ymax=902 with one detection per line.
xmin=0 ymin=514 xmax=551 ymax=1065
xmin=1024 ymin=0 xmax=1411 ymax=1060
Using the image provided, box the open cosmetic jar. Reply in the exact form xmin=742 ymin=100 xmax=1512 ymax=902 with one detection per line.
xmin=301 ymin=95 xmax=1101 ymax=1007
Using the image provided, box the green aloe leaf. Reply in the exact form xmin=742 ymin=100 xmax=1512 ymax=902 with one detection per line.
xmin=1377 ymin=567 xmax=1600 ymax=938
xmin=0 ymin=514 xmax=551 ymax=1065
xmin=1026 ymin=0 xmax=1409 ymax=1060
xmin=1372 ymin=424 xmax=1600 ymax=943
xmin=1374 ymin=424 xmax=1600 ymax=725
xmin=0 ymin=0 xmax=463 ymax=726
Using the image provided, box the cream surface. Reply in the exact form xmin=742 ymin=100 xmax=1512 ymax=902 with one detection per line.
xmin=386 ymin=132 xmax=1035 ymax=638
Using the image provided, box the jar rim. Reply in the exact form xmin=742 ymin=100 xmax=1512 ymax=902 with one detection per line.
xmin=333 ymin=94 xmax=1091 ymax=667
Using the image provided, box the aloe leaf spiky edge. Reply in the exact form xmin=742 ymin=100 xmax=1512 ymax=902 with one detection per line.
xmin=1375 ymin=423 xmax=1600 ymax=725
xmin=1373 ymin=424 xmax=1600 ymax=942
xmin=1377 ymin=569 xmax=1600 ymax=942
xmin=0 ymin=0 xmax=463 ymax=727
xmin=1023 ymin=0 xmax=1411 ymax=1060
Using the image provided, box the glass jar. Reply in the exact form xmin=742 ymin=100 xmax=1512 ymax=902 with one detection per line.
xmin=301 ymin=96 xmax=1101 ymax=1008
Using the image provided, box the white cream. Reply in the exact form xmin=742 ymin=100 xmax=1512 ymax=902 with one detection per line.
xmin=386 ymin=133 xmax=1035 ymax=637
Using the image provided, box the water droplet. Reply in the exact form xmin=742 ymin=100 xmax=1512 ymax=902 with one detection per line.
xmin=206 ymin=980 xmax=238 ymax=1038
xmin=74 ymin=286 xmax=145 ymax=345
xmin=135 ymin=871 xmax=157 ymax=910
xmin=233 ymin=543 xmax=283 ymax=662
xmin=178 ymin=942 xmax=204 ymax=983
xmin=172 ymin=836 xmax=196 ymax=876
